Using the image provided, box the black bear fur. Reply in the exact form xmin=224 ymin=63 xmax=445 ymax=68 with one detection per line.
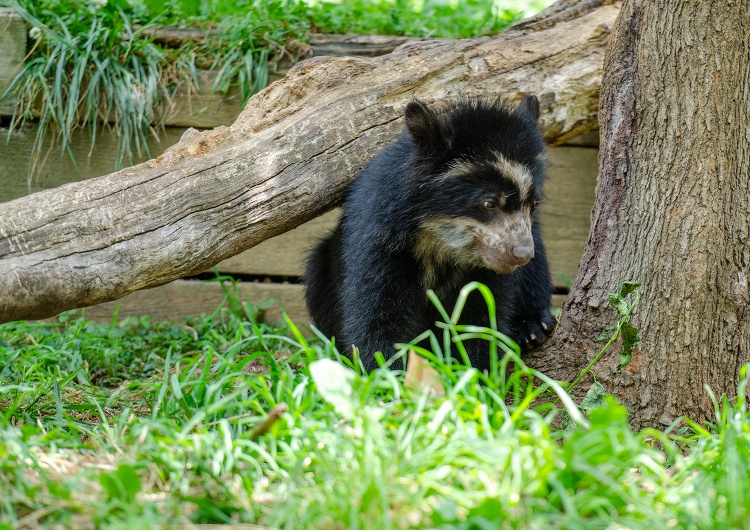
xmin=304 ymin=96 xmax=556 ymax=371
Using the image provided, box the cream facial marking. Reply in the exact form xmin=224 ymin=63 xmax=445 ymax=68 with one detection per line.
xmin=414 ymin=209 xmax=534 ymax=287
xmin=414 ymin=217 xmax=482 ymax=290
xmin=437 ymin=153 xmax=534 ymax=202
xmin=440 ymin=158 xmax=477 ymax=181
xmin=491 ymin=151 xmax=534 ymax=199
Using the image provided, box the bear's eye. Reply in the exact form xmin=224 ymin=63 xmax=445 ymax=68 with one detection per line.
xmin=481 ymin=199 xmax=497 ymax=210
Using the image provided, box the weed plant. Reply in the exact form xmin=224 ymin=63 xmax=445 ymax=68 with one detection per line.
xmin=2 ymin=282 xmax=750 ymax=528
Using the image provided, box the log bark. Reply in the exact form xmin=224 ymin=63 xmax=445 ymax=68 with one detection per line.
xmin=0 ymin=0 xmax=620 ymax=323
xmin=527 ymin=0 xmax=750 ymax=429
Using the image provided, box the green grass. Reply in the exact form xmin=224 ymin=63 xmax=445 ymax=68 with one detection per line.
xmin=0 ymin=0 xmax=552 ymax=178
xmin=304 ymin=0 xmax=538 ymax=39
xmin=2 ymin=282 xmax=750 ymax=528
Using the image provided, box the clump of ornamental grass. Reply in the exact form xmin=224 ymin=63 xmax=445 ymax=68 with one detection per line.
xmin=0 ymin=0 xmax=309 ymax=178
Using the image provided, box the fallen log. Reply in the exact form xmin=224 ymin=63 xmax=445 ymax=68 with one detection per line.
xmin=0 ymin=0 xmax=620 ymax=323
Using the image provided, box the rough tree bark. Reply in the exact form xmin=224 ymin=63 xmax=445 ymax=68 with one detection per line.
xmin=527 ymin=0 xmax=750 ymax=429
xmin=0 ymin=0 xmax=620 ymax=323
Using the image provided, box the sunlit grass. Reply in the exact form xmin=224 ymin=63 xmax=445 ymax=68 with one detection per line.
xmin=2 ymin=282 xmax=750 ymax=528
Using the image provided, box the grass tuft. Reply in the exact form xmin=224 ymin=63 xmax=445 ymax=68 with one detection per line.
xmin=2 ymin=283 xmax=750 ymax=528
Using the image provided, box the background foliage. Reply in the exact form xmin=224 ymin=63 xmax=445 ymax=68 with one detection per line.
xmin=0 ymin=0 xmax=551 ymax=172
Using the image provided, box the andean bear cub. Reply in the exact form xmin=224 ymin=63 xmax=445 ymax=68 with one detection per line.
xmin=305 ymin=96 xmax=556 ymax=371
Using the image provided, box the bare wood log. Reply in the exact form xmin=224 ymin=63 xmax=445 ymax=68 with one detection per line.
xmin=135 ymin=25 xmax=409 ymax=58
xmin=0 ymin=0 xmax=620 ymax=323
xmin=307 ymin=33 xmax=414 ymax=57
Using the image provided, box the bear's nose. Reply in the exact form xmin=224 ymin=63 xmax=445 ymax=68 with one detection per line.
xmin=512 ymin=246 xmax=535 ymax=261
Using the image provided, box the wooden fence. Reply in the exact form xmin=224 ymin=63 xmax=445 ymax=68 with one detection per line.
xmin=0 ymin=9 xmax=598 ymax=326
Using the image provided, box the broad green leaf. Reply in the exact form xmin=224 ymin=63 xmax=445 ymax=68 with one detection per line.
xmin=617 ymin=322 xmax=641 ymax=372
xmin=617 ymin=281 xmax=642 ymax=299
xmin=580 ymin=381 xmax=607 ymax=413
xmin=99 ymin=465 xmax=140 ymax=502
xmin=117 ymin=464 xmax=141 ymax=499
xmin=178 ymin=0 xmax=201 ymax=17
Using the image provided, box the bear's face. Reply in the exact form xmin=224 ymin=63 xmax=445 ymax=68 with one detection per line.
xmin=413 ymin=151 xmax=537 ymax=277
xmin=404 ymin=97 xmax=544 ymax=284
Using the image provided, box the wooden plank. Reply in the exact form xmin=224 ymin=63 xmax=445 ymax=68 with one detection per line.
xmin=0 ymin=9 xmax=26 ymax=116
xmin=542 ymin=146 xmax=598 ymax=287
xmin=125 ymin=28 xmax=404 ymax=59
xmin=563 ymin=130 xmax=599 ymax=147
xmin=551 ymin=293 xmax=567 ymax=312
xmin=75 ymin=279 xmax=309 ymax=326
xmin=0 ymin=123 xmax=188 ymax=203
xmin=214 ymin=146 xmax=599 ymax=288
xmin=74 ymin=279 xmax=568 ymax=330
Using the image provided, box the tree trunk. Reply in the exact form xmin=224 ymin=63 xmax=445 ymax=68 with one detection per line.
xmin=0 ymin=0 xmax=620 ymax=324
xmin=528 ymin=0 xmax=750 ymax=429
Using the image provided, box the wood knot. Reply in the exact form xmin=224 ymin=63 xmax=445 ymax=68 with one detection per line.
xmin=155 ymin=126 xmax=232 ymax=166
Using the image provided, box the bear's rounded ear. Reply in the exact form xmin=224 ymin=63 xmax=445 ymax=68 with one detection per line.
xmin=404 ymin=100 xmax=444 ymax=153
xmin=515 ymin=94 xmax=540 ymax=121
